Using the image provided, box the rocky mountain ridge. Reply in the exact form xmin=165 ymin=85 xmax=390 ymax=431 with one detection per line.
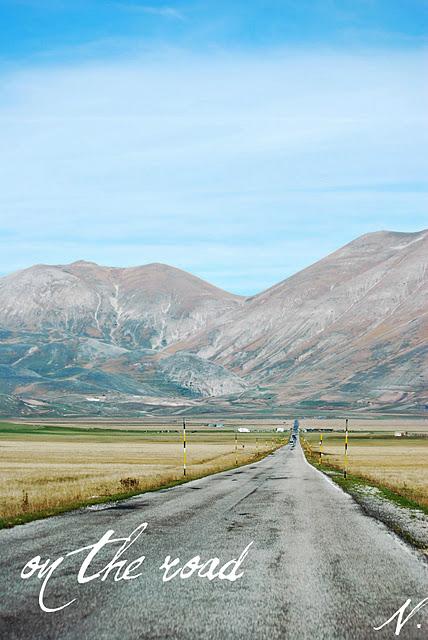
xmin=0 ymin=229 xmax=426 ymax=416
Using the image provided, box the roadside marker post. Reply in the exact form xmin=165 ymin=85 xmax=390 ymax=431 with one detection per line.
xmin=235 ymin=431 xmax=238 ymax=466
xmin=319 ymin=433 xmax=323 ymax=465
xmin=183 ymin=418 xmax=187 ymax=477
xmin=344 ymin=418 xmax=349 ymax=479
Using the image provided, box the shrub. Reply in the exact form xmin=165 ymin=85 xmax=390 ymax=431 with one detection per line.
xmin=119 ymin=477 xmax=140 ymax=491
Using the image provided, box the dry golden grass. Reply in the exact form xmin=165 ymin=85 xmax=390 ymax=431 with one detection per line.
xmin=0 ymin=428 xmax=282 ymax=523
xmin=305 ymin=433 xmax=428 ymax=508
xmin=302 ymin=417 xmax=428 ymax=433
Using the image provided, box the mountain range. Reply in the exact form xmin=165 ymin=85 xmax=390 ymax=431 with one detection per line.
xmin=0 ymin=229 xmax=426 ymax=416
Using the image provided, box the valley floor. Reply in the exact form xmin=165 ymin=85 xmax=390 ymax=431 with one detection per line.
xmin=0 ymin=422 xmax=285 ymax=527
xmin=1 ymin=440 xmax=427 ymax=640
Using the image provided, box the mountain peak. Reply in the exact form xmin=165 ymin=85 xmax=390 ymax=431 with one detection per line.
xmin=347 ymin=228 xmax=427 ymax=245
xmin=69 ymin=260 xmax=100 ymax=267
xmin=0 ymin=257 xmax=243 ymax=350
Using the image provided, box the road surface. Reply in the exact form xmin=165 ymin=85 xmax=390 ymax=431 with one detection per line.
xmin=0 ymin=442 xmax=427 ymax=639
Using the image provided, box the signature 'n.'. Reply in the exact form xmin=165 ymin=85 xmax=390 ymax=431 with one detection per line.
xmin=374 ymin=598 xmax=428 ymax=636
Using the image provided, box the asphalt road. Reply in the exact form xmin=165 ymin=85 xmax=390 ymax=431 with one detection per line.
xmin=1 ymin=442 xmax=427 ymax=640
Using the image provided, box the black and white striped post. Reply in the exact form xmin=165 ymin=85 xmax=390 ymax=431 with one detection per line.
xmin=319 ymin=432 xmax=323 ymax=465
xmin=344 ymin=418 xmax=349 ymax=479
xmin=182 ymin=418 xmax=187 ymax=477
xmin=235 ymin=431 xmax=238 ymax=466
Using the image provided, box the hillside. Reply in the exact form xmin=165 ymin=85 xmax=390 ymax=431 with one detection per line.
xmin=185 ymin=230 xmax=427 ymax=410
xmin=0 ymin=230 xmax=426 ymax=416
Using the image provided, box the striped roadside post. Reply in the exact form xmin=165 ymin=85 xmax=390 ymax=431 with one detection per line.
xmin=319 ymin=432 xmax=323 ymax=464
xmin=235 ymin=431 xmax=238 ymax=466
xmin=183 ymin=418 xmax=187 ymax=477
xmin=344 ymin=418 xmax=349 ymax=479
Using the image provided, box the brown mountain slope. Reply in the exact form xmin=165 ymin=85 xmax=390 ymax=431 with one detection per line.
xmin=0 ymin=230 xmax=426 ymax=415
xmin=180 ymin=229 xmax=427 ymax=409
xmin=0 ymin=261 xmax=243 ymax=350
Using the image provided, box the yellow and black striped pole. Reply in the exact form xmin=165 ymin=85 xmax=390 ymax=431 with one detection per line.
xmin=319 ymin=432 xmax=323 ymax=464
xmin=235 ymin=431 xmax=238 ymax=466
xmin=183 ymin=418 xmax=187 ymax=477
xmin=344 ymin=418 xmax=349 ymax=479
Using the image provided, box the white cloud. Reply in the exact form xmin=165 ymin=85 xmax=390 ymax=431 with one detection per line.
xmin=112 ymin=4 xmax=185 ymax=20
xmin=0 ymin=48 xmax=427 ymax=292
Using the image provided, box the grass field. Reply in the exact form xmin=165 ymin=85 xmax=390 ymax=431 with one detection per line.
xmin=9 ymin=416 xmax=428 ymax=432
xmin=2 ymin=417 xmax=427 ymax=528
xmin=302 ymin=431 xmax=428 ymax=509
xmin=0 ymin=422 xmax=286 ymax=527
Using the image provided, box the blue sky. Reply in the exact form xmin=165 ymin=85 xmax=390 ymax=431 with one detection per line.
xmin=0 ymin=1 xmax=427 ymax=294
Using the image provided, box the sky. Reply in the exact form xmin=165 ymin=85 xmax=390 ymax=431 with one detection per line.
xmin=0 ymin=1 xmax=427 ymax=294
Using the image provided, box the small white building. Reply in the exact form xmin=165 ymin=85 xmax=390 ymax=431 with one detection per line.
xmin=276 ymin=427 xmax=285 ymax=432
xmin=238 ymin=427 xmax=250 ymax=433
